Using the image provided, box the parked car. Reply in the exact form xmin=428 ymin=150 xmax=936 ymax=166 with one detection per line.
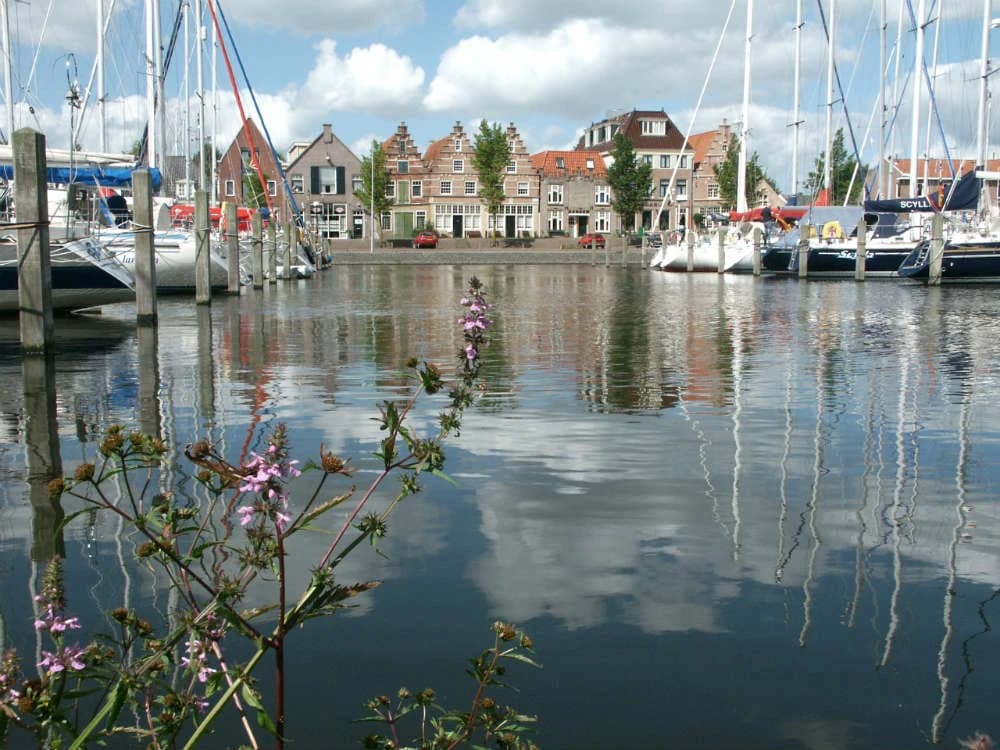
xmin=578 ymin=233 xmax=606 ymax=248
xmin=413 ymin=231 xmax=438 ymax=249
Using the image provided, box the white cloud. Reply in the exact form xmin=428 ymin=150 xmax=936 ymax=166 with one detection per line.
xmin=297 ymin=40 xmax=426 ymax=118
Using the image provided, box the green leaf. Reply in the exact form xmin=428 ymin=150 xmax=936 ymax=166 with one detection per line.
xmin=503 ymin=653 xmax=541 ymax=668
xmin=241 ymin=682 xmax=264 ymax=710
xmin=104 ymin=681 xmax=129 ymax=731
xmin=429 ymin=469 xmax=456 ymax=486
xmin=256 ymin=708 xmax=278 ymax=735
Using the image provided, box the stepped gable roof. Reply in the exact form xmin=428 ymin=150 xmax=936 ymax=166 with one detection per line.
xmin=381 ymin=122 xmax=422 ymax=160
xmin=530 ymin=150 xmax=606 ymax=177
xmin=686 ymin=130 xmax=718 ymax=165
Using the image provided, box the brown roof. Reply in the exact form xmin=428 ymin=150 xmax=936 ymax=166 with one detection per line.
xmin=530 ymin=150 xmax=606 ymax=178
xmin=686 ymin=130 xmax=718 ymax=165
xmin=892 ymin=158 xmax=996 ymax=177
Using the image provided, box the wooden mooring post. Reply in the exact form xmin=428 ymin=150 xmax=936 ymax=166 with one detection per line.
xmin=267 ymin=220 xmax=277 ymax=284
xmin=717 ymin=228 xmax=725 ymax=274
xmin=225 ymin=202 xmax=240 ymax=294
xmin=23 ymin=353 xmax=64 ymax=561
xmin=251 ymin=212 xmax=264 ymax=289
xmin=854 ymin=218 xmax=867 ymax=281
xmin=195 ymin=189 xmax=212 ymax=305
xmin=798 ymin=233 xmax=810 ymax=278
xmin=284 ymin=220 xmax=294 ymax=279
xmin=133 ymin=169 xmax=158 ymax=323
xmin=753 ymin=227 xmax=762 ymax=276
xmin=687 ymin=228 xmax=695 ymax=272
xmin=929 ymin=214 xmax=945 ymax=285
xmin=14 ymin=128 xmax=53 ymax=352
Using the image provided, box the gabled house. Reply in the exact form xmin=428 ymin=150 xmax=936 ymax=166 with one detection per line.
xmin=531 ymin=150 xmax=610 ymax=238
xmin=216 ymin=118 xmax=286 ymax=220
xmin=284 ymin=123 xmax=366 ymax=239
xmin=382 ymin=122 xmax=428 ymax=238
xmin=421 ymin=121 xmax=483 ymax=238
xmin=577 ymin=109 xmax=694 ymax=231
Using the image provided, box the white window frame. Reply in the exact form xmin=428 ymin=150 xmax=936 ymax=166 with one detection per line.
xmin=224 ymin=179 xmax=236 ymax=197
xmin=675 ymin=179 xmax=687 ymax=199
xmin=595 ymin=185 xmax=610 ymax=205
xmin=412 ymin=180 xmax=423 ymax=198
xmin=266 ymin=180 xmax=277 ymax=197
xmin=679 ymin=155 xmax=688 ymax=169
xmin=464 ymin=180 xmax=477 ymax=196
xmin=453 ymin=159 xmax=464 ymax=173
xmin=707 ymin=183 xmax=720 ymax=199
xmin=660 ymin=155 xmax=669 ymax=168
xmin=517 ymin=181 xmax=529 ymax=196
xmin=440 ymin=180 xmax=452 ymax=196
xmin=548 ymin=209 xmax=564 ymax=232
xmin=506 ymin=159 xmax=516 ymax=173
xmin=548 ymin=184 xmax=563 ymax=204
xmin=595 ymin=211 xmax=611 ymax=231
xmin=454 ymin=138 xmax=462 ymax=152
xmin=385 ymin=182 xmax=395 ymax=198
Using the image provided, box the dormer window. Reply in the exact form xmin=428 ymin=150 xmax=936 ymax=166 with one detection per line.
xmin=586 ymin=159 xmax=595 ymax=170
xmin=555 ymin=157 xmax=565 ymax=169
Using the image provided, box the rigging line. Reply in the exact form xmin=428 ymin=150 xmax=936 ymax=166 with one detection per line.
xmin=73 ymin=0 xmax=119 ymax=147
xmin=214 ymin=0 xmax=301 ymax=225
xmin=22 ymin=0 xmax=55 ymax=111
xmin=205 ymin=0 xmax=274 ymax=217
xmin=137 ymin=3 xmax=185 ymax=166
xmin=651 ymin=0 xmax=738 ymax=229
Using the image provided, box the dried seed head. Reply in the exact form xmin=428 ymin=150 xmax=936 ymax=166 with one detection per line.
xmin=74 ymin=463 xmax=95 ymax=481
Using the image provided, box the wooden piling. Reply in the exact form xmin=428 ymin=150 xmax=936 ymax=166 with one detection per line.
xmin=23 ymin=353 xmax=64 ymax=561
xmin=133 ymin=170 xmax=158 ymax=323
xmin=717 ymin=228 xmax=725 ymax=274
xmin=195 ymin=190 xmax=211 ymax=305
xmin=929 ymin=214 xmax=944 ymax=285
xmin=197 ymin=305 xmax=216 ymax=420
xmin=798 ymin=233 xmax=810 ymax=278
xmin=224 ymin=202 xmax=240 ymax=294
xmin=267 ymin=220 xmax=277 ymax=284
xmin=252 ymin=212 xmax=264 ymax=289
xmin=752 ymin=227 xmax=762 ymax=276
xmin=283 ymin=220 xmax=294 ymax=279
xmin=854 ymin=218 xmax=867 ymax=281
xmin=13 ymin=128 xmax=53 ymax=352
xmin=686 ymin=228 xmax=695 ymax=272
xmin=137 ymin=323 xmax=162 ymax=438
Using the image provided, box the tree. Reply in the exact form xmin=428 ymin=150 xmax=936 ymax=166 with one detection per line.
xmin=472 ymin=121 xmax=511 ymax=245
xmin=354 ymin=139 xmax=394 ymax=245
xmin=712 ymin=134 xmax=775 ymax=210
xmin=243 ymin=171 xmax=270 ymax=210
xmin=606 ymin=133 xmax=652 ymax=232
xmin=805 ymin=128 xmax=866 ymax=204
xmin=189 ymin=143 xmax=221 ymax=189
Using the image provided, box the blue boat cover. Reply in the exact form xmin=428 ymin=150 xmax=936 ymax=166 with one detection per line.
xmin=0 ymin=164 xmax=163 ymax=191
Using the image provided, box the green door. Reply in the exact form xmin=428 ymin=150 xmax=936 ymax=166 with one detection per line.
xmin=396 ymin=212 xmax=414 ymax=239
xmin=398 ymin=181 xmax=410 ymax=203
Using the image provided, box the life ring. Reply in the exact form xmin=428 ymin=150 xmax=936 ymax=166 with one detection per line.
xmin=822 ymin=220 xmax=844 ymax=240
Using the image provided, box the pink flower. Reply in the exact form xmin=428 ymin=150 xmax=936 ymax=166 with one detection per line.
xmin=237 ymin=505 xmax=256 ymax=526
xmin=39 ymin=646 xmax=87 ymax=675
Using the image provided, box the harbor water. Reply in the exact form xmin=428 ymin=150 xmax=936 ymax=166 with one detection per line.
xmin=1 ymin=264 xmax=999 ymax=749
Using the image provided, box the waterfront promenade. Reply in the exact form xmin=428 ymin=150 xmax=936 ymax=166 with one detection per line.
xmin=326 ymin=235 xmax=650 ymax=265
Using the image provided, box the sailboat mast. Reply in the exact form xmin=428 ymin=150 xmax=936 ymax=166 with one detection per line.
xmin=879 ymin=0 xmax=888 ymax=197
xmin=791 ymin=0 xmax=803 ymax=200
xmin=909 ymin=0 xmax=927 ymax=198
xmin=153 ymin=0 xmax=166 ymax=173
xmin=736 ymin=0 xmax=752 ymax=213
xmin=824 ymin=0 xmax=836 ymax=195
xmin=97 ymin=0 xmax=106 ymax=152
xmin=145 ymin=0 xmax=157 ymax=167
xmin=196 ymin=0 xmax=206 ymax=189
xmin=1 ymin=0 xmax=13 ymax=143
xmin=976 ymin=0 xmax=991 ymax=166
xmin=183 ymin=0 xmax=190 ymax=193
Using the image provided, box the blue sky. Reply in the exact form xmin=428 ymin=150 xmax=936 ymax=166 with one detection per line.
xmin=3 ymin=0 xmax=997 ymax=196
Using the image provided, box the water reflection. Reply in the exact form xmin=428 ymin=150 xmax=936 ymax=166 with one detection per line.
xmin=0 ymin=269 xmax=998 ymax=748
xmin=22 ymin=354 xmax=63 ymax=562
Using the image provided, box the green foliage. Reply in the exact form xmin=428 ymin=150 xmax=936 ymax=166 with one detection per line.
xmin=712 ymin=134 xmax=775 ymax=210
xmin=606 ymin=134 xmax=652 ymax=231
xmin=0 ymin=280 xmax=536 ymax=750
xmin=243 ymin=171 xmax=270 ymax=209
xmin=355 ymin=140 xmax=395 ymax=245
xmin=472 ymin=122 xmax=513 ymax=246
xmin=805 ymin=128 xmax=866 ymax=204
xmin=189 ymin=143 xmax=221 ymax=186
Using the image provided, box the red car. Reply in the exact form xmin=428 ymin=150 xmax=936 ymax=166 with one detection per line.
xmin=578 ymin=233 xmax=606 ymax=248
xmin=413 ymin=231 xmax=438 ymax=248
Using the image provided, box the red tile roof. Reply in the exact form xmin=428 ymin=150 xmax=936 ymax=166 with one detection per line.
xmin=530 ymin=150 xmax=606 ymax=177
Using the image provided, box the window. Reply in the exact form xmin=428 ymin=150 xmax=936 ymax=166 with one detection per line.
xmin=676 ymin=180 xmax=687 ymax=198
xmin=316 ymin=166 xmax=338 ymax=194
xmin=291 ymin=174 xmax=304 ymax=193
xmin=548 ymin=210 xmax=564 ymax=232
xmin=598 ymin=126 xmax=607 ymax=142
xmin=707 ymin=183 xmax=720 ymax=199
xmin=398 ymin=161 xmax=409 ymax=173
xmin=517 ymin=181 xmax=529 ymax=196
xmin=595 ymin=211 xmax=611 ymax=231
xmin=678 ymin=207 xmax=688 ymax=226
xmin=224 ymin=179 xmax=235 ymax=197
xmin=381 ymin=211 xmax=392 ymax=230
xmin=267 ymin=180 xmax=277 ymax=197
xmin=385 ymin=182 xmax=395 ymax=198
xmin=659 ymin=179 xmax=670 ymax=198
xmin=454 ymin=138 xmax=462 ymax=152
xmin=453 ymin=159 xmax=464 ymax=173
xmin=412 ymin=180 xmax=422 ymax=198
xmin=555 ymin=157 xmax=565 ymax=169
xmin=352 ymin=176 xmax=363 ymax=194
xmin=415 ymin=210 xmax=427 ymax=229
xmin=440 ymin=180 xmax=452 ymax=195
xmin=586 ymin=159 xmax=595 ymax=170
xmin=595 ymin=185 xmax=610 ymax=205
xmin=548 ymin=184 xmax=563 ymax=204
xmin=660 ymin=155 xmax=670 ymax=168
xmin=643 ymin=155 xmax=653 ymax=166
xmin=506 ymin=160 xmax=516 ymax=173
xmin=679 ymin=155 xmax=688 ymax=169
xmin=464 ymin=180 xmax=477 ymax=196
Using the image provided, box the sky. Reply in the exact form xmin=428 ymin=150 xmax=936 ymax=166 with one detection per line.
xmin=2 ymin=0 xmax=998 ymax=196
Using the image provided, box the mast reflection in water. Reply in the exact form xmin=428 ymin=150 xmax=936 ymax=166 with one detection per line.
xmin=0 ymin=269 xmax=998 ymax=749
